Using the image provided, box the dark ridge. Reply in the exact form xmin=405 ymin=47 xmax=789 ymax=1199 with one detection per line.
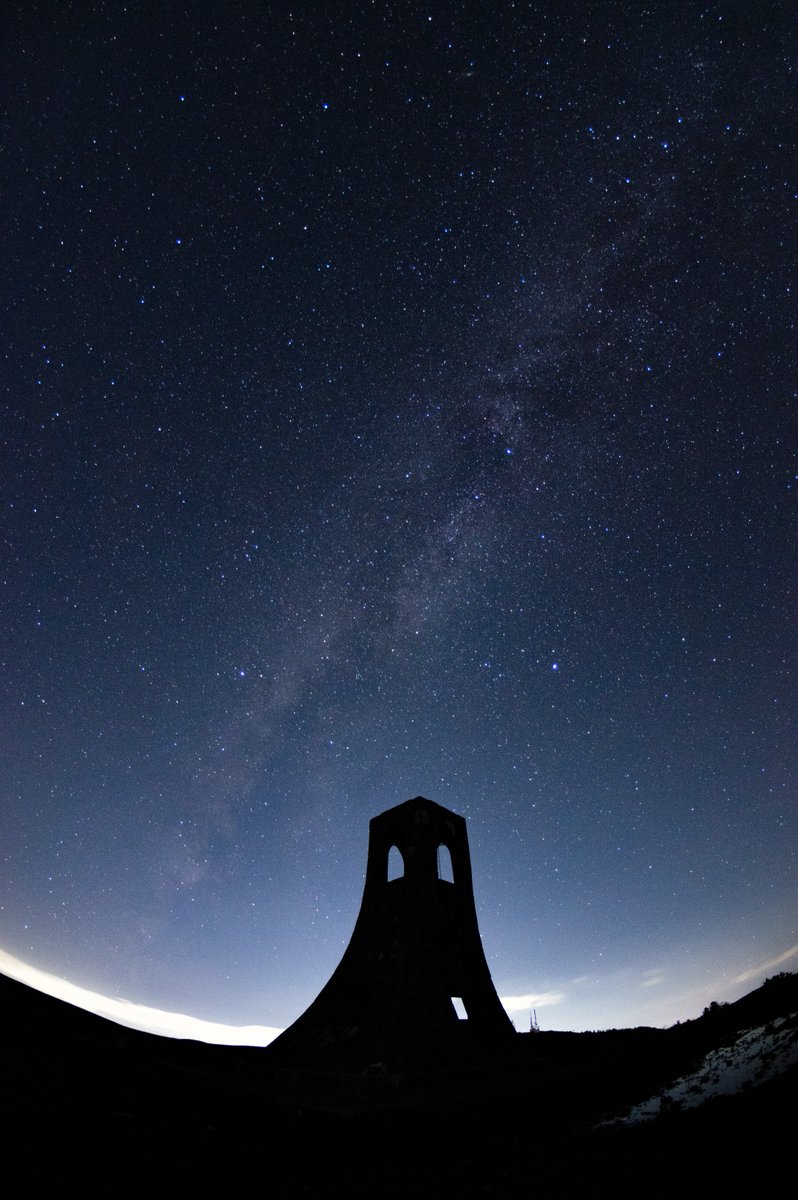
xmin=2 ymin=967 xmax=796 ymax=1196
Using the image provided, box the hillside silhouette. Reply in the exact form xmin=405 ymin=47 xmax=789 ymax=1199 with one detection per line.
xmin=1 ymin=967 xmax=796 ymax=1196
xmin=3 ymin=798 xmax=797 ymax=1194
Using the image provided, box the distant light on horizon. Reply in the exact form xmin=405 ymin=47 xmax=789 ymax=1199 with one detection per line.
xmin=3 ymin=941 xmax=796 ymax=1043
xmin=0 ymin=949 xmax=282 ymax=1047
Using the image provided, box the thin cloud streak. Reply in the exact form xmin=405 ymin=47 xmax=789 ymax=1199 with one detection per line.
xmin=500 ymin=990 xmax=565 ymax=1013
xmin=732 ymin=944 xmax=798 ymax=987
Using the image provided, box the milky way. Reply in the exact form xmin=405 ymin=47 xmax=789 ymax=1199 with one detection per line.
xmin=2 ymin=3 xmax=795 ymax=1035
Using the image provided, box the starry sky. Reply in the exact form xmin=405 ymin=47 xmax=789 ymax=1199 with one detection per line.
xmin=2 ymin=1 xmax=796 ymax=1040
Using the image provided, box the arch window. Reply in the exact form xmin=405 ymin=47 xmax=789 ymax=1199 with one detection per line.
xmin=387 ymin=845 xmax=404 ymax=880
xmin=437 ymin=843 xmax=454 ymax=883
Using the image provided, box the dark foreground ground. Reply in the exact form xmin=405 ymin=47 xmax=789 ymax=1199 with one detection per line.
xmin=2 ymin=971 xmax=796 ymax=1197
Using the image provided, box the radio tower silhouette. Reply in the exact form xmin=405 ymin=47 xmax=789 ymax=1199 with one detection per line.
xmin=268 ymin=796 xmax=514 ymax=1071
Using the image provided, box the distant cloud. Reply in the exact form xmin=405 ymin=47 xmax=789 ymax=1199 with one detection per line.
xmin=0 ymin=949 xmax=282 ymax=1046
xmin=641 ymin=970 xmax=665 ymax=988
xmin=732 ymin=944 xmax=798 ymax=987
xmin=500 ymin=990 xmax=565 ymax=1013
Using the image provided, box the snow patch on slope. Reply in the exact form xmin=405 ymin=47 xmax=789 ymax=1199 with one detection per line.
xmin=602 ymin=1013 xmax=798 ymax=1126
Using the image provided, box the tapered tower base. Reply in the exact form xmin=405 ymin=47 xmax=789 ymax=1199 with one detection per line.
xmin=267 ymin=797 xmax=515 ymax=1071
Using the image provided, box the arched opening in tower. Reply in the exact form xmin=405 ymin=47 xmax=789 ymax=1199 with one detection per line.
xmin=387 ymin=844 xmax=404 ymax=880
xmin=437 ymin=843 xmax=454 ymax=882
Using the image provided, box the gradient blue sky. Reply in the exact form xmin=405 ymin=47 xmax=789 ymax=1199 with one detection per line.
xmin=2 ymin=1 xmax=795 ymax=1041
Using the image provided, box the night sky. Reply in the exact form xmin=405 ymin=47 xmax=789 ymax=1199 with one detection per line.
xmin=2 ymin=2 xmax=795 ymax=1040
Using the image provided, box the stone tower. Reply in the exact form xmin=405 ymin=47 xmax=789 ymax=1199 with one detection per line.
xmin=267 ymin=796 xmax=514 ymax=1071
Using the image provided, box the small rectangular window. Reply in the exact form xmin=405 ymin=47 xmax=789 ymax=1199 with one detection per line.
xmin=451 ymin=996 xmax=468 ymax=1020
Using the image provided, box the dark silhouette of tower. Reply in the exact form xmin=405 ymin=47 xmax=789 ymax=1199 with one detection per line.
xmin=267 ymin=796 xmax=514 ymax=1071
